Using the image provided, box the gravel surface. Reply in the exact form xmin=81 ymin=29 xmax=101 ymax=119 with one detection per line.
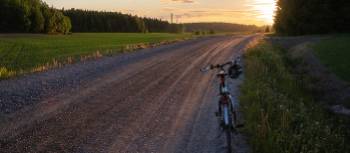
xmin=0 ymin=35 xmax=261 ymax=153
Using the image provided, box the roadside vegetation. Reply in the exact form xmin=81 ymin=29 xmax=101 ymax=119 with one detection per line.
xmin=240 ymin=41 xmax=349 ymax=153
xmin=312 ymin=35 xmax=350 ymax=82
xmin=0 ymin=33 xmax=191 ymax=79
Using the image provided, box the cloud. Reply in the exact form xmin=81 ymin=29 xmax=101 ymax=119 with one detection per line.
xmin=161 ymin=0 xmax=195 ymax=3
xmin=158 ymin=4 xmax=275 ymax=25
xmin=173 ymin=0 xmax=194 ymax=3
xmin=120 ymin=9 xmax=136 ymax=13
xmin=162 ymin=7 xmax=175 ymax=11
xmin=168 ymin=8 xmax=253 ymax=20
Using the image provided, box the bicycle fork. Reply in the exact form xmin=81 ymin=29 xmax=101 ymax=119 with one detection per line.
xmin=219 ymin=95 xmax=233 ymax=129
xmin=228 ymin=95 xmax=237 ymax=126
xmin=223 ymin=104 xmax=231 ymax=127
xmin=219 ymin=96 xmax=238 ymax=129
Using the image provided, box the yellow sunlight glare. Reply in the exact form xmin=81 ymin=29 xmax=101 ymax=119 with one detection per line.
xmin=253 ymin=0 xmax=276 ymax=24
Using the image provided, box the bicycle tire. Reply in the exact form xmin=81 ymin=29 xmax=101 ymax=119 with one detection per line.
xmin=226 ymin=128 xmax=233 ymax=153
xmin=223 ymin=105 xmax=233 ymax=153
xmin=228 ymin=96 xmax=238 ymax=128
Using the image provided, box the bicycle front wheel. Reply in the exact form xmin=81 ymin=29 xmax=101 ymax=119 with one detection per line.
xmin=223 ymin=105 xmax=233 ymax=153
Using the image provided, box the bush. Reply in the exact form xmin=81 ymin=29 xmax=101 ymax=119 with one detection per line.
xmin=209 ymin=29 xmax=215 ymax=34
xmin=194 ymin=31 xmax=201 ymax=35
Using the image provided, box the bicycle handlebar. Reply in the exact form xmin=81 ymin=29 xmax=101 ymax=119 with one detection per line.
xmin=200 ymin=57 xmax=243 ymax=79
xmin=200 ymin=61 xmax=233 ymax=72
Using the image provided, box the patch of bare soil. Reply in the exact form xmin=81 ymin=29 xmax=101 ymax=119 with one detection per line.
xmin=267 ymin=36 xmax=350 ymax=116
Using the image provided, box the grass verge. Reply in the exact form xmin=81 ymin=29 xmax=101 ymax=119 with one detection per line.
xmin=240 ymin=41 xmax=349 ymax=153
xmin=0 ymin=33 xmax=192 ymax=79
xmin=312 ymin=35 xmax=350 ymax=82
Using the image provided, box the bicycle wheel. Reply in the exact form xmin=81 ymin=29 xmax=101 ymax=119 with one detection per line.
xmin=225 ymin=128 xmax=232 ymax=153
xmin=228 ymin=95 xmax=238 ymax=128
xmin=223 ymin=105 xmax=233 ymax=153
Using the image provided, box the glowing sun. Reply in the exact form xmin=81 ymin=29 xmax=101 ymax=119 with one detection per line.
xmin=252 ymin=0 xmax=277 ymax=24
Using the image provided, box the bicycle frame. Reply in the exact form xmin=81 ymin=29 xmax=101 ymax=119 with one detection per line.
xmin=217 ymin=70 xmax=235 ymax=127
xmin=216 ymin=68 xmax=235 ymax=153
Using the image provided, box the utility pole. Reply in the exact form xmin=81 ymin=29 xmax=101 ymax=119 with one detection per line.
xmin=170 ymin=13 xmax=174 ymax=24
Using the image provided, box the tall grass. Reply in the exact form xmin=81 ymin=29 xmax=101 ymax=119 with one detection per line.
xmin=0 ymin=67 xmax=15 ymax=79
xmin=240 ymin=42 xmax=349 ymax=153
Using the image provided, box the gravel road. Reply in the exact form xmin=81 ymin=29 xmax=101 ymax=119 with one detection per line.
xmin=0 ymin=35 xmax=261 ymax=153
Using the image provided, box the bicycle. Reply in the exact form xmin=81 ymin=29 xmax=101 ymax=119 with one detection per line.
xmin=200 ymin=58 xmax=243 ymax=153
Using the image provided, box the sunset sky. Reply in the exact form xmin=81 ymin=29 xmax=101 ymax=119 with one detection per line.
xmin=42 ymin=0 xmax=276 ymax=26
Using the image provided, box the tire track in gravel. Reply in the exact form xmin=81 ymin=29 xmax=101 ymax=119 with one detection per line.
xmin=171 ymin=35 xmax=261 ymax=153
xmin=0 ymin=37 xmax=216 ymax=138
xmin=167 ymin=40 xmax=244 ymax=153
xmin=0 ymin=37 xmax=222 ymax=134
xmin=0 ymin=35 xmax=261 ymax=153
xmin=0 ymin=36 xmax=231 ymax=151
xmin=0 ymin=37 xmax=217 ymax=114
xmin=114 ymin=37 xmax=243 ymax=153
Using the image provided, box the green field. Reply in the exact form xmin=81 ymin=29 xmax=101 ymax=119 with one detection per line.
xmin=0 ymin=33 xmax=191 ymax=78
xmin=313 ymin=35 xmax=350 ymax=82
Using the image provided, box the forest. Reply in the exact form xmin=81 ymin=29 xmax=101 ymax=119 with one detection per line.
xmin=63 ymin=9 xmax=184 ymax=33
xmin=0 ymin=0 xmax=184 ymax=34
xmin=274 ymin=0 xmax=350 ymax=35
xmin=0 ymin=0 xmax=71 ymax=34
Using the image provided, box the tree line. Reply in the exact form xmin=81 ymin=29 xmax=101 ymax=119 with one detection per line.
xmin=0 ymin=0 xmax=71 ymax=34
xmin=184 ymin=22 xmax=261 ymax=33
xmin=63 ymin=9 xmax=184 ymax=33
xmin=274 ymin=0 xmax=350 ymax=35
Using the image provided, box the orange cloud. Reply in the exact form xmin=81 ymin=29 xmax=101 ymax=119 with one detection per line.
xmin=161 ymin=0 xmax=195 ymax=3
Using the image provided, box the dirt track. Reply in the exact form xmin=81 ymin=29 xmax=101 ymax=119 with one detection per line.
xmin=0 ymin=35 xmax=261 ymax=153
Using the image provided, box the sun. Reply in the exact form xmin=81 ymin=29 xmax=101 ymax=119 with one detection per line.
xmin=252 ymin=0 xmax=277 ymax=24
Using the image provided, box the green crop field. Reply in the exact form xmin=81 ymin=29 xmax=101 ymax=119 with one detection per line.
xmin=0 ymin=33 xmax=191 ymax=78
xmin=313 ymin=35 xmax=350 ymax=82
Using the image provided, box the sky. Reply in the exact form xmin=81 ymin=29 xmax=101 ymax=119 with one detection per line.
xmin=42 ymin=0 xmax=276 ymax=26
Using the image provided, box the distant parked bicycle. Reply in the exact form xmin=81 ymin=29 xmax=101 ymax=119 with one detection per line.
xmin=200 ymin=57 xmax=243 ymax=153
